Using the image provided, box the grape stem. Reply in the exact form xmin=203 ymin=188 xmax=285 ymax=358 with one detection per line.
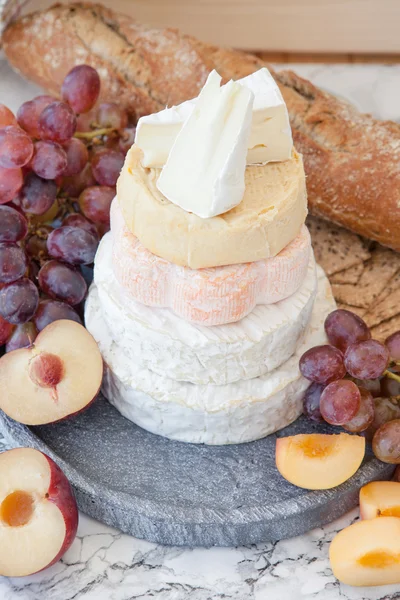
xmin=74 ymin=128 xmax=115 ymax=140
xmin=384 ymin=370 xmax=400 ymax=383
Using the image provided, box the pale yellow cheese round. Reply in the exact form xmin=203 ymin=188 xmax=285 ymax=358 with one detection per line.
xmin=117 ymin=145 xmax=308 ymax=269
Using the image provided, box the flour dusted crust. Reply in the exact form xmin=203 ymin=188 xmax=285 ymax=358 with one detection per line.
xmin=117 ymin=146 xmax=307 ymax=269
xmin=85 ymin=265 xmax=336 ymax=445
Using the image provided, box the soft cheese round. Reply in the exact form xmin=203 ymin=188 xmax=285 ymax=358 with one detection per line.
xmin=93 ymin=233 xmax=318 ymax=385
xmin=117 ymin=145 xmax=307 ymax=269
xmin=110 ymin=199 xmax=311 ymax=326
xmin=85 ymin=266 xmax=335 ymax=445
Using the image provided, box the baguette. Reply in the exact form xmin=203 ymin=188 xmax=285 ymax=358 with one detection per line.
xmin=3 ymin=2 xmax=400 ymax=253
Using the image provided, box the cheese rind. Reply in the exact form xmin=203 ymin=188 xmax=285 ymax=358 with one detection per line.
xmin=92 ymin=233 xmax=317 ymax=385
xmin=157 ymin=70 xmax=254 ymax=218
xmin=111 ymin=199 xmax=311 ymax=326
xmin=85 ymin=266 xmax=335 ymax=445
xmin=117 ymin=145 xmax=307 ymax=268
xmin=135 ymin=67 xmax=293 ymax=167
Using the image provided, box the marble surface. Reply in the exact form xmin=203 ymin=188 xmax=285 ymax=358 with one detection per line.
xmin=1 ymin=57 xmax=400 ymax=598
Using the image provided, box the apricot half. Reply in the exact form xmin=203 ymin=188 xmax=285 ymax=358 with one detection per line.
xmin=275 ymin=433 xmax=365 ymax=490
xmin=330 ymin=517 xmax=400 ymax=586
xmin=360 ymin=481 xmax=400 ymax=520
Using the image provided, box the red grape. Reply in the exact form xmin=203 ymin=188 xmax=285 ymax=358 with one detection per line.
xmin=96 ymin=103 xmax=128 ymax=129
xmin=0 ymin=315 xmax=13 ymax=345
xmin=352 ymin=378 xmax=381 ymax=398
xmin=31 ymin=141 xmax=67 ymax=180
xmin=61 ymin=163 xmax=96 ymax=197
xmin=0 ymin=105 xmax=17 ymax=128
xmin=5 ymin=321 xmax=37 ymax=352
xmin=0 ymin=205 xmax=28 ymax=242
xmin=324 ymin=309 xmax=371 ymax=352
xmin=343 ymin=387 xmax=374 ymax=433
xmin=34 ymin=299 xmax=81 ymax=331
xmin=79 ymin=186 xmax=115 ymax=225
xmin=76 ymin=108 xmax=97 ymax=132
xmin=303 ymin=383 xmax=325 ymax=422
xmin=62 ymin=65 xmax=100 ymax=114
xmin=386 ymin=331 xmax=400 ymax=361
xmin=0 ymin=166 xmax=23 ymax=204
xmin=0 ymin=278 xmax=39 ymax=324
xmin=0 ymin=242 xmax=28 ymax=284
xmin=91 ymin=149 xmax=124 ymax=186
xmin=63 ymin=138 xmax=88 ymax=176
xmin=370 ymin=397 xmax=400 ymax=437
xmin=62 ymin=213 xmax=99 ymax=238
xmin=118 ymin=127 xmax=136 ymax=155
xmin=299 ymin=345 xmax=346 ymax=384
xmin=17 ymin=95 xmax=55 ymax=138
xmin=39 ymin=102 xmax=77 ymax=143
xmin=373 ymin=419 xmax=400 ymax=463
xmin=47 ymin=226 xmax=98 ymax=265
xmin=0 ymin=126 xmax=33 ymax=169
xmin=344 ymin=339 xmax=390 ymax=380
xmin=319 ymin=379 xmax=361 ymax=425
xmin=381 ymin=375 xmax=400 ymax=398
xmin=25 ymin=226 xmax=53 ymax=261
xmin=19 ymin=173 xmax=57 ymax=215
xmin=38 ymin=260 xmax=87 ymax=305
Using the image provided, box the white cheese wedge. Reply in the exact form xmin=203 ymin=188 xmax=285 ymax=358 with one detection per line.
xmin=156 ymin=70 xmax=254 ymax=218
xmin=136 ymin=67 xmax=293 ymax=167
xmin=91 ymin=233 xmax=317 ymax=385
xmin=85 ymin=265 xmax=335 ymax=445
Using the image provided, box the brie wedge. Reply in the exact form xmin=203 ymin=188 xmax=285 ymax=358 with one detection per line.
xmin=157 ymin=70 xmax=254 ymax=218
xmin=136 ymin=67 xmax=293 ymax=167
xmin=91 ymin=233 xmax=317 ymax=385
xmin=85 ymin=265 xmax=335 ymax=445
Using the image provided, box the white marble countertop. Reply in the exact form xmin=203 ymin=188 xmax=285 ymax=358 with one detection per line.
xmin=1 ymin=57 xmax=400 ymax=599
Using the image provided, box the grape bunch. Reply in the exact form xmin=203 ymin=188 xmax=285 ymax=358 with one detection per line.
xmin=300 ymin=309 xmax=400 ymax=464
xmin=0 ymin=65 xmax=135 ymax=352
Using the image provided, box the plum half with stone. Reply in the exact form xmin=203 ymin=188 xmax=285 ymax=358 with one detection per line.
xmin=0 ymin=320 xmax=103 ymax=425
xmin=0 ymin=447 xmax=78 ymax=577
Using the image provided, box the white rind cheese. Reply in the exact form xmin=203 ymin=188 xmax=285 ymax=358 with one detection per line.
xmin=136 ymin=67 xmax=292 ymax=167
xmin=157 ymin=70 xmax=254 ymax=218
xmin=85 ymin=266 xmax=335 ymax=445
xmin=92 ymin=233 xmax=318 ymax=385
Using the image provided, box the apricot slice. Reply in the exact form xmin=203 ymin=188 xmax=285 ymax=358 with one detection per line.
xmin=330 ymin=517 xmax=400 ymax=586
xmin=275 ymin=433 xmax=365 ymax=490
xmin=360 ymin=481 xmax=400 ymax=520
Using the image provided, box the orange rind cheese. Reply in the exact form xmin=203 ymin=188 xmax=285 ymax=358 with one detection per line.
xmin=110 ymin=199 xmax=311 ymax=326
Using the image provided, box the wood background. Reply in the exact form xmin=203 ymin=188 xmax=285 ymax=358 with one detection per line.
xmin=108 ymin=0 xmax=400 ymax=53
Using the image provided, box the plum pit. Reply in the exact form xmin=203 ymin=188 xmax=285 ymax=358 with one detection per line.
xmin=29 ymin=352 xmax=64 ymax=388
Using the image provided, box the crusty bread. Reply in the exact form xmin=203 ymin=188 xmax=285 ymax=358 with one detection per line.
xmin=3 ymin=2 xmax=400 ymax=254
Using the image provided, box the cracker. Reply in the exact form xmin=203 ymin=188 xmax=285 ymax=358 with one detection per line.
xmin=307 ymin=215 xmax=370 ymax=276
xmin=330 ymin=263 xmax=364 ymax=285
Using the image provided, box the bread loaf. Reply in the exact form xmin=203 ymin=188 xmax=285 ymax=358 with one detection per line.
xmin=3 ymin=2 xmax=400 ymax=253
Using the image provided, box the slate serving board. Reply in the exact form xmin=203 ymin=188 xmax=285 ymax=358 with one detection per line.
xmin=0 ymin=396 xmax=394 ymax=547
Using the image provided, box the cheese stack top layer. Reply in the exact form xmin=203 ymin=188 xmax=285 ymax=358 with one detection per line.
xmin=117 ymin=146 xmax=306 ymax=269
xmin=118 ymin=68 xmax=306 ymax=269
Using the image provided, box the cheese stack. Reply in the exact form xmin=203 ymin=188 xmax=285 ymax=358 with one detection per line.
xmin=85 ymin=69 xmax=336 ymax=445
